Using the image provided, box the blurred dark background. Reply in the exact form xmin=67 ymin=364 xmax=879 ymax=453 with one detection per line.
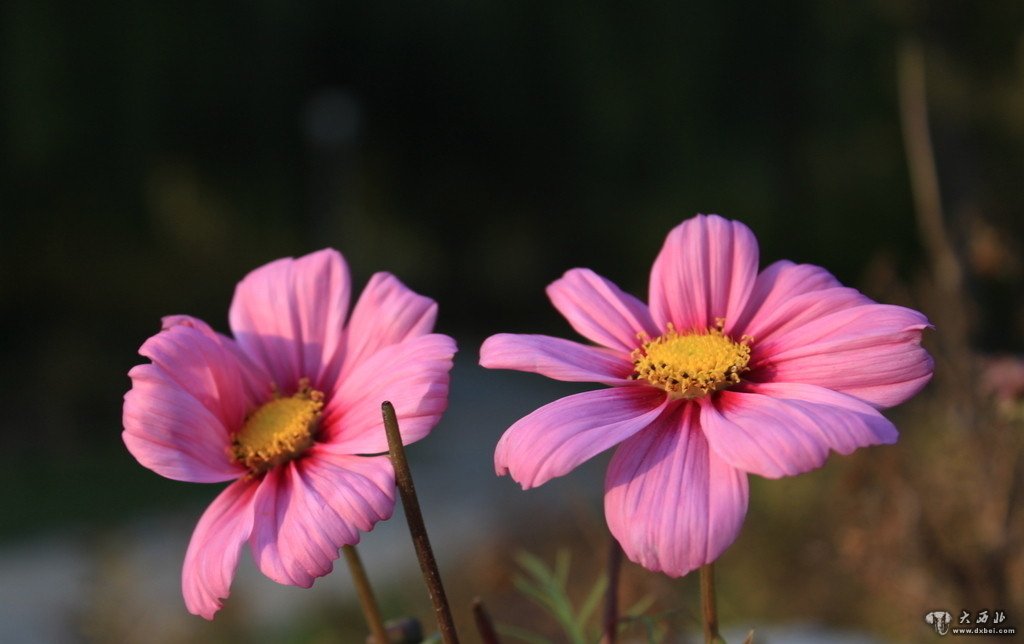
xmin=1 ymin=1 xmax=1023 ymax=641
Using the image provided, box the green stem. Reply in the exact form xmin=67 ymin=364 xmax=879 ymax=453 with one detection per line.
xmin=342 ymin=544 xmax=390 ymax=644
xmin=381 ymin=401 xmax=460 ymax=644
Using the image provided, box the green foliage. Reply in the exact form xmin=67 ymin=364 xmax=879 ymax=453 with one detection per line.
xmin=499 ymin=549 xmax=663 ymax=644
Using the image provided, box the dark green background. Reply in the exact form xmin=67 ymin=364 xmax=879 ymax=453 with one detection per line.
xmin=1 ymin=0 xmax=1021 ymax=556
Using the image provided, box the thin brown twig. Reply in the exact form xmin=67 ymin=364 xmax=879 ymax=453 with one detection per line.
xmin=897 ymin=38 xmax=964 ymax=297
xmin=700 ymin=563 xmax=724 ymax=644
xmin=381 ymin=401 xmax=460 ymax=644
xmin=472 ymin=597 xmax=501 ymax=644
xmin=342 ymin=544 xmax=390 ymax=644
xmin=897 ymin=37 xmax=975 ymax=412
xmin=600 ymin=537 xmax=623 ymax=644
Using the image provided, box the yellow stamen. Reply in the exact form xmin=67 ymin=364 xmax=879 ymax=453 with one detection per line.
xmin=631 ymin=321 xmax=752 ymax=399
xmin=231 ymin=379 xmax=323 ymax=474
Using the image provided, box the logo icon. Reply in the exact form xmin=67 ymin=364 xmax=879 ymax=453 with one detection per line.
xmin=926 ymin=611 xmax=953 ymax=636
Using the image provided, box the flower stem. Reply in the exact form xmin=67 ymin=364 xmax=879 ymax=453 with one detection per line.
xmin=600 ymin=537 xmax=623 ymax=644
xmin=700 ymin=563 xmax=725 ymax=644
xmin=342 ymin=544 xmax=390 ymax=644
xmin=472 ymin=597 xmax=501 ymax=644
xmin=381 ymin=401 xmax=460 ymax=644
xmin=897 ymin=38 xmax=963 ymax=297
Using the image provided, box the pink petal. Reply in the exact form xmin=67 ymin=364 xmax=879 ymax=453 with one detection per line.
xmin=123 ymin=364 xmax=245 ymax=483
xmin=604 ymin=404 xmax=749 ymax=576
xmin=546 ymin=268 xmax=656 ymax=352
xmin=495 ymin=386 xmax=668 ymax=490
xmin=322 ymin=333 xmax=456 ymax=452
xmin=182 ymin=478 xmax=258 ymax=619
xmin=340 ymin=272 xmax=437 ymax=380
xmin=248 ymin=455 xmax=394 ymax=587
xmin=479 ymin=333 xmax=632 ymax=384
xmin=302 ymin=449 xmax=396 ymax=532
xmin=700 ymin=384 xmax=898 ymax=479
xmin=137 ymin=324 xmax=252 ymax=430
xmin=648 ymin=215 xmax=759 ymax=334
xmin=228 ymin=249 xmax=351 ymax=392
xmin=162 ymin=315 xmax=275 ymax=403
xmin=730 ymin=260 xmax=869 ymax=339
xmin=163 ymin=314 xmax=220 ymax=334
xmin=754 ymin=303 xmax=933 ymax=408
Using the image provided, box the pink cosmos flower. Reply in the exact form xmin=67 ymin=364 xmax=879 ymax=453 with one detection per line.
xmin=480 ymin=215 xmax=932 ymax=577
xmin=122 ymin=249 xmax=456 ymax=619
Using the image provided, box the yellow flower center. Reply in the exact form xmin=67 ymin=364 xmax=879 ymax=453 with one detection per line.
xmin=631 ymin=321 xmax=752 ymax=399
xmin=231 ymin=380 xmax=323 ymax=474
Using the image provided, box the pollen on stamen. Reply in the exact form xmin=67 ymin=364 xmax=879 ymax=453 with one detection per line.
xmin=231 ymin=378 xmax=324 ymax=475
xmin=630 ymin=322 xmax=752 ymax=399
